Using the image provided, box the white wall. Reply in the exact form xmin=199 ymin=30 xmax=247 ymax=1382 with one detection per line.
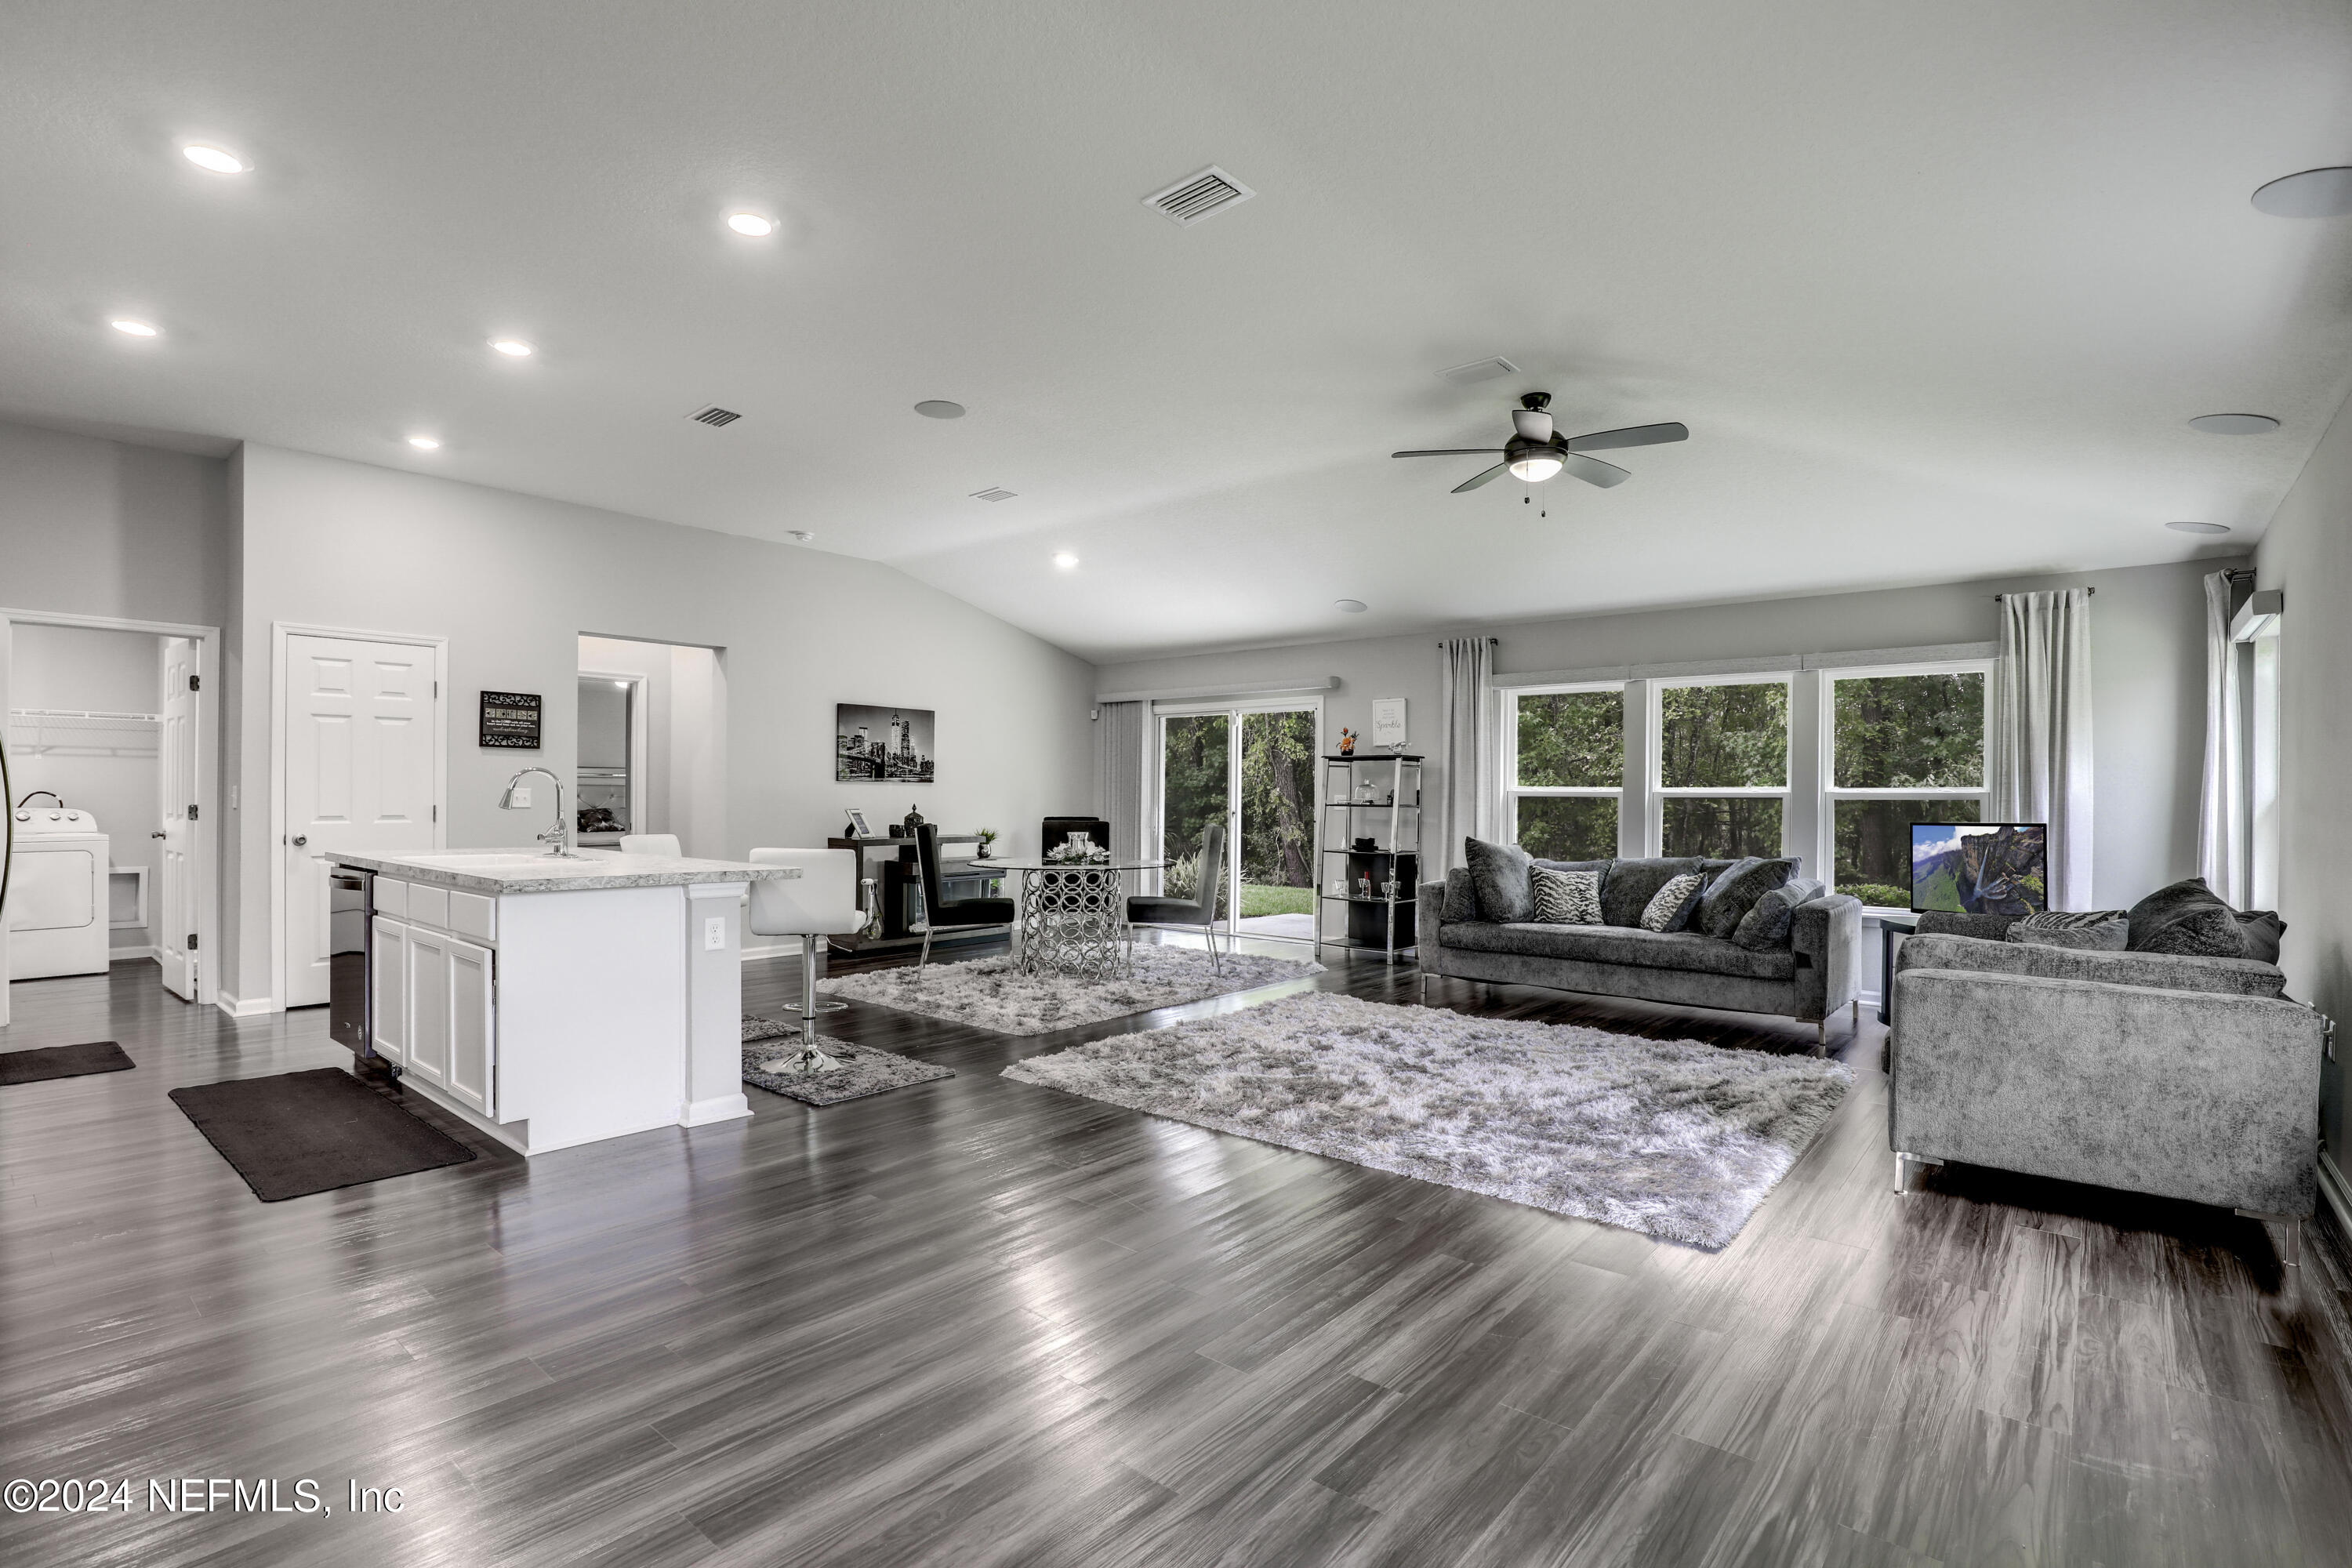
xmin=8 ymin=622 xmax=162 ymax=953
xmin=230 ymin=443 xmax=1096 ymax=1009
xmin=1098 ymin=556 xmax=2236 ymax=998
xmin=2253 ymin=389 xmax=2352 ymax=1163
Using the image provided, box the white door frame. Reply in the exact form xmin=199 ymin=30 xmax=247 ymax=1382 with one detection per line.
xmin=577 ymin=669 xmax=650 ymax=835
xmin=1149 ymin=695 xmax=1324 ymax=942
xmin=0 ymin=607 xmax=222 ymax=1022
xmin=270 ymin=621 xmax=448 ymax=1016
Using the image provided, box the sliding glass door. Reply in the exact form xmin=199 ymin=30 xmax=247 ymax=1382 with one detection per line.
xmin=1156 ymin=702 xmax=1319 ymax=944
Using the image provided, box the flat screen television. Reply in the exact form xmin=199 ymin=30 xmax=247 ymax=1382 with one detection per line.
xmin=1910 ymin=822 xmax=2048 ymax=915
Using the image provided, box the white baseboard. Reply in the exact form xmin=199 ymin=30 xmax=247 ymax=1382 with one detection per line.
xmin=680 ymin=1093 xmax=753 ymax=1126
xmin=111 ymin=946 xmax=159 ymax=964
xmin=214 ymin=990 xmax=276 ymax=1018
xmin=741 ymin=938 xmax=807 ymax=962
xmin=2320 ymin=1151 xmax=2352 ymax=1240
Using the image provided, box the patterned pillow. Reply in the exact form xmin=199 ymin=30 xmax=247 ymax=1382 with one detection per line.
xmin=2139 ymin=903 xmax=2249 ymax=958
xmin=2013 ymin=909 xmax=2128 ymax=933
xmin=2007 ymin=916 xmax=2128 ymax=951
xmin=1530 ymin=866 xmax=1603 ymax=925
xmin=1639 ymin=872 xmax=1707 ymax=933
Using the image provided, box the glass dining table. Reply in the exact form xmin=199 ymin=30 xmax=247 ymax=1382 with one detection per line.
xmin=983 ymin=855 xmax=1169 ymax=978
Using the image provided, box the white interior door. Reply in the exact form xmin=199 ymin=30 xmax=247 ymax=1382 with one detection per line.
xmin=155 ymin=637 xmax=198 ymax=1000
xmin=283 ymin=633 xmax=440 ymax=1007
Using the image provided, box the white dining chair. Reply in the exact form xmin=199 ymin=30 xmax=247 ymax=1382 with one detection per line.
xmin=618 ymin=833 xmax=683 ymax=856
xmin=747 ymin=847 xmax=867 ymax=1075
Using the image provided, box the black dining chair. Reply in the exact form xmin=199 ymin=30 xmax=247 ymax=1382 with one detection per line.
xmin=1040 ymin=815 xmax=1112 ymax=854
xmin=1127 ymin=819 xmax=1226 ymax=973
xmin=913 ymin=823 xmax=1018 ymax=969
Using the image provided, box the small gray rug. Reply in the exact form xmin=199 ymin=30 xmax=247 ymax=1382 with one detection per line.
xmin=740 ymin=1020 xmax=954 ymax=1106
xmin=815 ymin=944 xmax=1323 ymax=1036
xmin=1002 ymin=993 xmax=1851 ymax=1247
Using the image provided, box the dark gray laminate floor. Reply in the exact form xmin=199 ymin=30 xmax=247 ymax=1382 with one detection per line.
xmin=4 ymin=942 xmax=2350 ymax=1566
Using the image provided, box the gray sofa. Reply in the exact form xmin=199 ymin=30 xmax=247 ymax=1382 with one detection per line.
xmin=1417 ymin=866 xmax=1864 ymax=1044
xmin=1890 ymin=925 xmax=2328 ymax=1242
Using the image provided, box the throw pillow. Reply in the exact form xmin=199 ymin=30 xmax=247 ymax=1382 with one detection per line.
xmin=1697 ymin=856 xmax=1798 ymax=941
xmin=1600 ymin=857 xmax=1705 ymax=927
xmin=2236 ymin=909 xmax=2287 ymax=964
xmin=2140 ymin=902 xmax=2251 ymax=958
xmin=1640 ymin=871 xmax=1707 ymax=933
xmin=1463 ymin=837 xmax=1534 ymax=924
xmin=2007 ymin=916 xmax=2128 ymax=951
xmin=2124 ymin=877 xmax=2231 ymax=953
xmin=1733 ymin=878 xmax=1824 ymax=951
xmin=2013 ymin=909 xmax=2129 ymax=933
xmin=1441 ymin=867 xmax=1478 ymax=924
xmin=1530 ymin=866 xmax=1603 ymax=925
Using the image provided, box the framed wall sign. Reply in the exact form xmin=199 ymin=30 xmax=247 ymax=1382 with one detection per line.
xmin=844 ymin=808 xmax=875 ymax=838
xmin=1371 ymin=698 xmax=1408 ymax=749
xmin=479 ymin=691 xmax=543 ymax=750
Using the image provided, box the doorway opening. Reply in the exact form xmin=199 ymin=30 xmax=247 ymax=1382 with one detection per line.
xmin=1154 ymin=700 xmax=1320 ymax=946
xmin=576 ymin=636 xmax=725 ymax=856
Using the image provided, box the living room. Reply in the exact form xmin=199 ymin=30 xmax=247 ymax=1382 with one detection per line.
xmin=5 ymin=3 xmax=2352 ymax=1565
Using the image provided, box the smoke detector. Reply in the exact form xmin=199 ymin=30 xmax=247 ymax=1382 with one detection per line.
xmin=685 ymin=405 xmax=742 ymax=427
xmin=1144 ymin=165 xmax=1255 ymax=227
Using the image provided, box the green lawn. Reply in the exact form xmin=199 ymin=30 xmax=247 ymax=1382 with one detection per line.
xmin=1238 ymin=883 xmax=1316 ymax=918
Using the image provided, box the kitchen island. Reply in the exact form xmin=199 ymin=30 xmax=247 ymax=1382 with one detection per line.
xmin=331 ymin=849 xmax=800 ymax=1156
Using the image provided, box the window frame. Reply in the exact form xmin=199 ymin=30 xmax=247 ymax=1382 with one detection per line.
xmin=1502 ymin=680 xmax=1626 ymax=859
xmin=1816 ymin=657 xmax=1995 ymax=913
xmin=1649 ymin=672 xmax=1794 ymax=857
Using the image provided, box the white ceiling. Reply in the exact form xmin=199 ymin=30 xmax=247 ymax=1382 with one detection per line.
xmin=5 ymin=1 xmax=2351 ymax=662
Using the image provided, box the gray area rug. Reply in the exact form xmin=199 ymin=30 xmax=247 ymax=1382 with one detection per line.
xmin=741 ymin=1018 xmax=955 ymax=1106
xmin=1002 ymin=992 xmax=1852 ymax=1247
xmin=815 ymin=944 xmax=1323 ymax=1036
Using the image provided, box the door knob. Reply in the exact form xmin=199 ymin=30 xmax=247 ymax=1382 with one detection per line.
xmin=151 ymin=831 xmax=167 ymax=839
xmin=292 ymin=834 xmax=308 ymax=847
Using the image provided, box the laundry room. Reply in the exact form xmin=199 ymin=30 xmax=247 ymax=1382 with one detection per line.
xmin=5 ymin=622 xmax=177 ymax=983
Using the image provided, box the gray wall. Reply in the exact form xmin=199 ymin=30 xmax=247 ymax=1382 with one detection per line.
xmin=1098 ymin=557 xmax=2237 ymax=997
xmin=2255 ymin=390 xmax=2352 ymax=1165
xmin=229 ymin=443 xmax=1098 ymax=1007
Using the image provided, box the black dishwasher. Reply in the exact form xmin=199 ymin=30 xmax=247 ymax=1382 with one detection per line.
xmin=327 ymin=866 xmax=378 ymax=1060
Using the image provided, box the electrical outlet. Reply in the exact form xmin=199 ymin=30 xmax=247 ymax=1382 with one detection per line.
xmin=704 ymin=916 xmax=727 ymax=952
xmin=510 ymin=786 xmax=532 ymax=808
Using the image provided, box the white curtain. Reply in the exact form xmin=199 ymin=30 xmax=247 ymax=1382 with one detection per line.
xmin=2195 ymin=572 xmax=2246 ymax=905
xmin=1989 ymin=589 xmax=2094 ymax=910
xmin=1436 ymin=637 xmax=1497 ymax=873
xmin=1094 ymin=700 xmax=1146 ymax=862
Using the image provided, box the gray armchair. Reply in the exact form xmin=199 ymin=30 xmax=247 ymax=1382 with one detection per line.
xmin=1890 ymin=932 xmax=2328 ymax=1254
xmin=1128 ymin=820 xmax=1225 ymax=971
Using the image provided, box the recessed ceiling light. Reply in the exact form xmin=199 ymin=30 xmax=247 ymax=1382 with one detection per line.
xmin=2188 ymin=412 xmax=2279 ymax=434
xmin=1053 ymin=552 xmax=1079 ymax=569
xmin=109 ymin=318 xmax=160 ymax=337
xmin=1334 ymin=598 xmax=1368 ymax=613
xmin=406 ymin=434 xmax=441 ymax=450
xmin=181 ymin=143 xmax=247 ymax=175
xmin=2252 ymin=167 xmax=2352 ymax=219
xmin=915 ymin=400 xmax=966 ymax=419
xmin=2166 ymin=520 xmax=2233 ymax=535
xmin=724 ymin=212 xmax=775 ymax=237
xmin=489 ymin=338 xmax=533 ymax=358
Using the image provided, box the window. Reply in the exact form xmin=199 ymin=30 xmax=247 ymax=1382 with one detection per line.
xmin=1656 ymin=679 xmax=1788 ymax=858
xmin=1507 ymin=687 xmax=1621 ymax=861
xmin=1824 ymin=667 xmax=1989 ymax=909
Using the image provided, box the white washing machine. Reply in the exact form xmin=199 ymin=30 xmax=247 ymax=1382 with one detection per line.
xmin=8 ymin=802 xmax=111 ymax=980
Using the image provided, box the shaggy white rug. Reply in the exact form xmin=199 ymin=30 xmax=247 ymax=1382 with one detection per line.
xmin=816 ymin=944 xmax=1323 ymax=1036
xmin=1001 ymin=992 xmax=1852 ymax=1247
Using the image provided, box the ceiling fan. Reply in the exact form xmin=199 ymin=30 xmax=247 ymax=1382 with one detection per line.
xmin=1393 ymin=392 xmax=1687 ymax=493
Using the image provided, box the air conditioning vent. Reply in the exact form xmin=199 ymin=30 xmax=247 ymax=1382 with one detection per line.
xmin=1144 ymin=165 xmax=1255 ymax=227
xmin=970 ymin=487 xmax=1017 ymax=503
xmin=1439 ymin=357 xmax=1519 ymax=387
xmin=686 ymin=405 xmax=742 ymax=427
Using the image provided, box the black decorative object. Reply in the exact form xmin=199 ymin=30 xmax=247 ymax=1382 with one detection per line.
xmin=836 ymin=703 xmax=935 ymax=782
xmin=479 ymin=691 xmax=543 ymax=750
xmin=902 ymin=804 xmax=927 ymax=837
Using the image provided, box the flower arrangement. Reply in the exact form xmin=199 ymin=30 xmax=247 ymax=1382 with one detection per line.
xmin=1045 ymin=840 xmax=1111 ymax=866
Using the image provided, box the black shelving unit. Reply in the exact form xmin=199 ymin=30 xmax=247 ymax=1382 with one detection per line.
xmin=1315 ymin=753 xmax=1421 ymax=964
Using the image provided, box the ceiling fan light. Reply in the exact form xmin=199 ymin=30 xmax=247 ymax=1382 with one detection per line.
xmin=1508 ymin=452 xmax=1563 ymax=483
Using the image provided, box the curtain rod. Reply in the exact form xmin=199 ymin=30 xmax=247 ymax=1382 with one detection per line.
xmin=1991 ymin=587 xmax=2096 ymax=600
xmin=1435 ymin=636 xmax=1502 ymax=646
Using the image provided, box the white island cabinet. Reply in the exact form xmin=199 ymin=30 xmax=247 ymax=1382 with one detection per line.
xmin=332 ymin=850 xmax=801 ymax=1156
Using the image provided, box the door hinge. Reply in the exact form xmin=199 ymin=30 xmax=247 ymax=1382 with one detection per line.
xmin=188 ymin=674 xmax=201 ymax=691
xmin=187 ymin=933 xmax=199 ymax=950
xmin=432 ymin=804 xmax=438 ymax=822
xmin=187 ymin=804 xmax=198 ymax=821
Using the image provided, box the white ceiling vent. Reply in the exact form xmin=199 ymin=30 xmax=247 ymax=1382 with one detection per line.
xmin=1439 ymin=357 xmax=1519 ymax=386
xmin=970 ymin=487 xmax=1017 ymax=503
xmin=1144 ymin=165 xmax=1255 ymax=227
xmin=685 ymin=405 xmax=742 ymax=427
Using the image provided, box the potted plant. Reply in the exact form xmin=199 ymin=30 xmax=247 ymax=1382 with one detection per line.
xmin=975 ymin=827 xmax=999 ymax=860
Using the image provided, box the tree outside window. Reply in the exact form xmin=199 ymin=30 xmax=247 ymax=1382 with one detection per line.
xmin=1657 ymin=681 xmax=1788 ymax=859
xmin=1827 ymin=670 xmax=1988 ymax=908
xmin=1508 ymin=688 xmax=1621 ymax=861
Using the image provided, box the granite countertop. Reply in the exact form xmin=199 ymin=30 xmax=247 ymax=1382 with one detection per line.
xmin=329 ymin=849 xmax=801 ymax=895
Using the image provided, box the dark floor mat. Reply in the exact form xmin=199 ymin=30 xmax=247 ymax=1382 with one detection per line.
xmin=0 ymin=1040 xmax=135 ymax=1086
xmin=169 ymin=1068 xmax=478 ymax=1202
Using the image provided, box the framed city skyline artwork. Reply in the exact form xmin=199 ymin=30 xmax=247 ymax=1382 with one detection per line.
xmin=836 ymin=703 xmax=936 ymax=782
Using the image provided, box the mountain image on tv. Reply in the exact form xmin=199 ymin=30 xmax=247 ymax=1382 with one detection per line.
xmin=1911 ymin=822 xmax=2047 ymax=915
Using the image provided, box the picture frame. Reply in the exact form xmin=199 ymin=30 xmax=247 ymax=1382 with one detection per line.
xmin=836 ymin=702 xmax=936 ymax=782
xmin=844 ymin=808 xmax=874 ymax=839
xmin=1371 ymin=697 xmax=1407 ymax=750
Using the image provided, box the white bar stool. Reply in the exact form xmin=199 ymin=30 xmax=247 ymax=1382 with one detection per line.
xmin=748 ymin=848 xmax=867 ymax=1075
xmin=618 ymin=833 xmax=682 ymax=856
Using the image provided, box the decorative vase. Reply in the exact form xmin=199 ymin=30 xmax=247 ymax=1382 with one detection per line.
xmin=902 ymin=804 xmax=927 ymax=837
